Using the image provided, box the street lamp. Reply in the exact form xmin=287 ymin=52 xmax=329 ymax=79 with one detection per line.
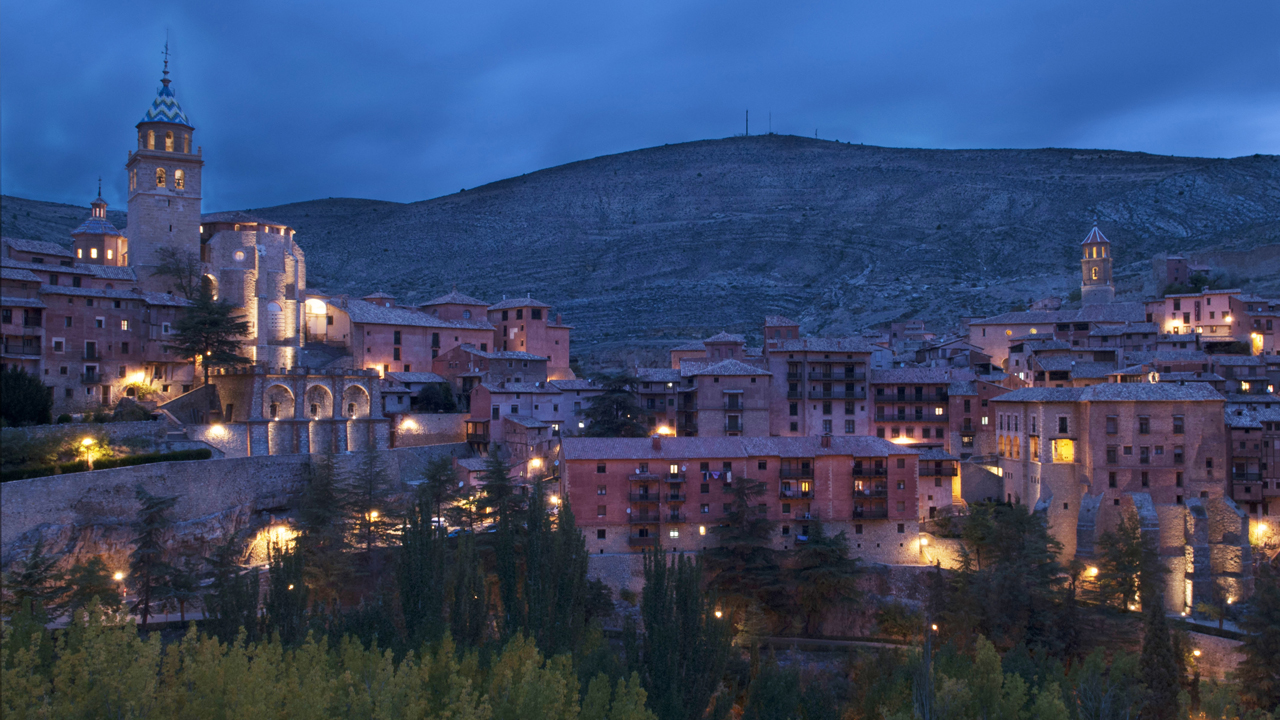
xmin=113 ymin=571 xmax=125 ymax=582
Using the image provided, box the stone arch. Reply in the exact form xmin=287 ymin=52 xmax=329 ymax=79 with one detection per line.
xmin=342 ymin=384 xmax=371 ymax=419
xmin=165 ymin=131 xmax=175 ymax=152
xmin=263 ymin=383 xmax=296 ymax=420
xmin=267 ymin=301 xmax=285 ymax=342
xmin=155 ymin=167 xmax=166 ymax=187
xmin=305 ymin=384 xmax=334 ymax=419
xmin=265 ymin=383 xmax=297 ymax=455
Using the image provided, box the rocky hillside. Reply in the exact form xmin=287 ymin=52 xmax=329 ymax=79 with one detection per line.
xmin=5 ymin=136 xmax=1279 ymax=358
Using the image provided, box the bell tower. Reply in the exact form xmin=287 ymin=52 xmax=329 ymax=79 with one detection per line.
xmin=125 ymin=48 xmax=204 ymax=291
xmin=1080 ymin=222 xmax=1115 ymax=305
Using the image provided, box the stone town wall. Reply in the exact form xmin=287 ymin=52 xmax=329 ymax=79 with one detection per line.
xmin=391 ymin=413 xmax=468 ymax=447
xmin=0 ymin=443 xmax=469 ymax=572
xmin=1187 ymin=631 xmax=1246 ymax=682
xmin=1 ymin=420 xmax=171 ymax=451
xmin=188 ymin=423 xmax=252 ymax=458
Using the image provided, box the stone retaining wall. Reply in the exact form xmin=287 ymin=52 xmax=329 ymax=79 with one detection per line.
xmin=391 ymin=413 xmax=468 ymax=447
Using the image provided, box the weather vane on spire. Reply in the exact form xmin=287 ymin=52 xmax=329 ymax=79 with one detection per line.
xmin=161 ymin=35 xmax=171 ymax=85
xmin=97 ymin=176 xmax=102 ymax=198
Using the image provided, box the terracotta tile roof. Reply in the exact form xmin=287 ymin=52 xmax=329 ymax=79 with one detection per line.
xmin=561 ymin=435 xmax=916 ymax=461
xmin=480 ymin=382 xmax=561 ymax=395
xmin=71 ymin=216 xmax=124 ymax=237
xmin=670 ymin=340 xmax=706 ymax=352
xmin=1 ymin=268 xmax=42 ymax=282
xmin=704 ymin=331 xmax=746 ymax=343
xmin=457 ymin=458 xmax=490 ymax=472
xmin=916 ymin=447 xmax=960 ymax=461
xmin=995 ymin=383 xmax=1223 ymax=403
xmin=973 ymin=302 xmax=1145 ymax=326
xmin=423 ymin=286 xmax=490 ymax=307
xmin=385 ymin=371 xmax=447 ymax=384
xmin=40 ymin=285 xmax=149 ymax=301
xmin=1127 ymin=350 xmax=1211 ymax=364
xmin=1157 ymin=372 xmax=1225 ymax=383
xmin=687 ymin=358 xmax=771 ymax=376
xmin=636 ymin=368 xmax=683 ymax=383
xmin=764 ymin=315 xmax=798 ymax=326
xmin=1 ymin=258 xmax=94 ymax=275
xmin=1031 ymin=358 xmax=1118 ymax=378
xmin=489 ymin=296 xmax=551 ymax=310
xmin=948 ymin=381 xmax=977 ymax=395
xmin=870 ymin=368 xmax=974 ymax=384
xmin=1210 ymin=355 xmax=1264 ymax=366
xmin=1 ymin=295 xmax=47 ymax=308
xmin=343 ymin=298 xmax=467 ymax=329
xmin=84 ymin=265 xmax=137 ymax=281
xmin=548 ymin=379 xmax=599 ymax=391
xmin=772 ymin=337 xmax=878 ymax=353
xmin=2 ymin=237 xmax=74 ymax=258
xmin=1226 ymin=410 xmax=1262 ymax=429
xmin=363 ymin=292 xmax=396 ymax=300
xmin=505 ymin=414 xmax=551 ymax=429
xmin=1089 ymin=322 xmax=1160 ymax=337
xmin=201 ymin=210 xmax=290 ymax=228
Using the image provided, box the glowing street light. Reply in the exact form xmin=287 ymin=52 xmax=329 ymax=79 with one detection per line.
xmin=81 ymin=437 xmax=94 ymax=447
xmin=369 ymin=510 xmax=379 ymax=520
xmin=714 ymin=610 xmax=723 ymax=619
xmin=113 ymin=571 xmax=125 ymax=582
xmin=1193 ymin=649 xmax=1202 ymax=658
xmin=931 ymin=624 xmax=938 ymax=632
xmin=1088 ymin=566 xmax=1100 ymax=577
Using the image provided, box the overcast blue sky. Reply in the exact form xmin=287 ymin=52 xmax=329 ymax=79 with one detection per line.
xmin=2 ymin=0 xmax=1277 ymax=211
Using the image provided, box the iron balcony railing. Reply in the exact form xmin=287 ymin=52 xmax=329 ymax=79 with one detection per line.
xmin=629 ymin=514 xmax=661 ymax=524
xmin=1 ymin=344 xmax=41 ymax=356
xmin=665 ymin=513 xmax=688 ymax=523
xmin=853 ymin=507 xmax=890 ymax=519
xmin=779 ymin=467 xmax=815 ymax=479
xmin=1232 ymin=472 xmax=1262 ymax=483
xmin=779 ymin=488 xmax=814 ymax=499
xmin=922 ymin=466 xmax=959 ymax=476
xmin=466 ymin=433 xmax=490 ymax=443
xmin=808 ymin=371 xmax=866 ymax=380
xmin=630 ymin=471 xmax=663 ymax=481
xmin=80 ymin=372 xmax=101 ymax=384
xmin=851 ymin=466 xmax=887 ymax=477
xmin=787 ymin=391 xmax=804 ymax=399
xmin=853 ymin=483 xmax=889 ymax=497
xmin=629 ymin=493 xmax=660 ymax=503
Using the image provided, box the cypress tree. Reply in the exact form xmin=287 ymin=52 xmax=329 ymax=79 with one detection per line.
xmin=397 ymin=496 xmax=447 ymax=646
xmin=640 ymin=550 xmax=732 ymax=720
xmin=128 ymin=484 xmax=179 ymax=627
xmin=0 ymin=366 xmax=54 ymax=426
xmin=1237 ymin=565 xmax=1280 ymax=711
xmin=548 ymin=499 xmax=591 ymax=655
xmin=1139 ymin=591 xmax=1181 ymax=720
xmin=524 ymin=477 xmax=551 ymax=647
xmin=295 ymin=454 xmax=352 ymax=604
xmin=479 ymin=455 xmax=525 ymax=637
xmin=344 ymin=450 xmax=394 ymax=563
xmin=262 ymin=542 xmax=308 ymax=646
xmin=203 ymin=536 xmax=260 ymax=644
xmin=450 ymin=531 xmax=488 ymax=648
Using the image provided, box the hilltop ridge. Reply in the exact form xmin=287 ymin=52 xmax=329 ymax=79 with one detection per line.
xmin=5 ymin=135 xmax=1279 ymax=360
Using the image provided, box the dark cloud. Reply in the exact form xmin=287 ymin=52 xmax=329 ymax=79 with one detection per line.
xmin=2 ymin=0 xmax=1277 ymax=211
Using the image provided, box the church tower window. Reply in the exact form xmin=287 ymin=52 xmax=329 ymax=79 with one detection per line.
xmin=183 ymin=134 xmax=190 ymax=153
xmin=155 ymin=168 xmax=166 ymax=187
xmin=165 ymin=131 xmax=174 ymax=152
xmin=175 ymin=169 xmax=185 ymax=189
xmin=147 ymin=130 xmax=155 ymax=149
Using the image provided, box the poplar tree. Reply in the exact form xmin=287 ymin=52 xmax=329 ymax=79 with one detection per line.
xmin=450 ymin=531 xmax=488 ymax=647
xmin=479 ymin=455 xmax=525 ymax=637
xmin=263 ymin=543 xmax=309 ymax=646
xmin=397 ymin=495 xmax=447 ymax=646
xmin=1237 ymin=565 xmax=1280 ymax=711
xmin=1139 ymin=591 xmax=1181 ymax=720
xmin=203 ymin=536 xmax=260 ymax=643
xmin=128 ymin=484 xmax=179 ymax=627
xmin=640 ymin=550 xmax=731 ymax=720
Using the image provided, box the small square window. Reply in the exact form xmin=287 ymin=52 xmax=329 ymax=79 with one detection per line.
xmin=597 ymin=529 xmax=606 ymax=539
xmin=758 ymin=460 xmax=767 ymax=470
xmin=596 ymin=463 xmax=606 ymax=473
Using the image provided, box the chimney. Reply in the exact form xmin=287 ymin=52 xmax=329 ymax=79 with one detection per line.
xmin=820 ymin=434 xmax=831 ymax=449
xmin=652 ymin=436 xmax=662 ymax=451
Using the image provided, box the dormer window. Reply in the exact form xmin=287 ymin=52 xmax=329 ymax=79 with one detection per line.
xmin=155 ymin=168 xmax=166 ymax=187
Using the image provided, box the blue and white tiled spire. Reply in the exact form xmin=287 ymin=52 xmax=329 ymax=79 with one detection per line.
xmin=139 ymin=52 xmax=192 ymax=127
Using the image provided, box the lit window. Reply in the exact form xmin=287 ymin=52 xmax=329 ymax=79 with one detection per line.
xmin=121 ymin=320 xmax=129 ymax=331
xmin=164 ymin=131 xmax=174 ymax=152
xmin=175 ymin=169 xmax=185 ymax=189
xmin=699 ymin=525 xmax=707 ymax=536
xmin=234 ymin=251 xmax=245 ymax=261
xmin=90 ymin=248 xmax=98 ymax=259
xmin=105 ymin=249 xmax=113 ymax=260
xmin=76 ymin=249 xmax=83 ymax=258
xmin=155 ymin=168 xmax=166 ymax=187
xmin=668 ymin=529 xmax=679 ymax=539
xmin=147 ymin=130 xmax=155 ymax=149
